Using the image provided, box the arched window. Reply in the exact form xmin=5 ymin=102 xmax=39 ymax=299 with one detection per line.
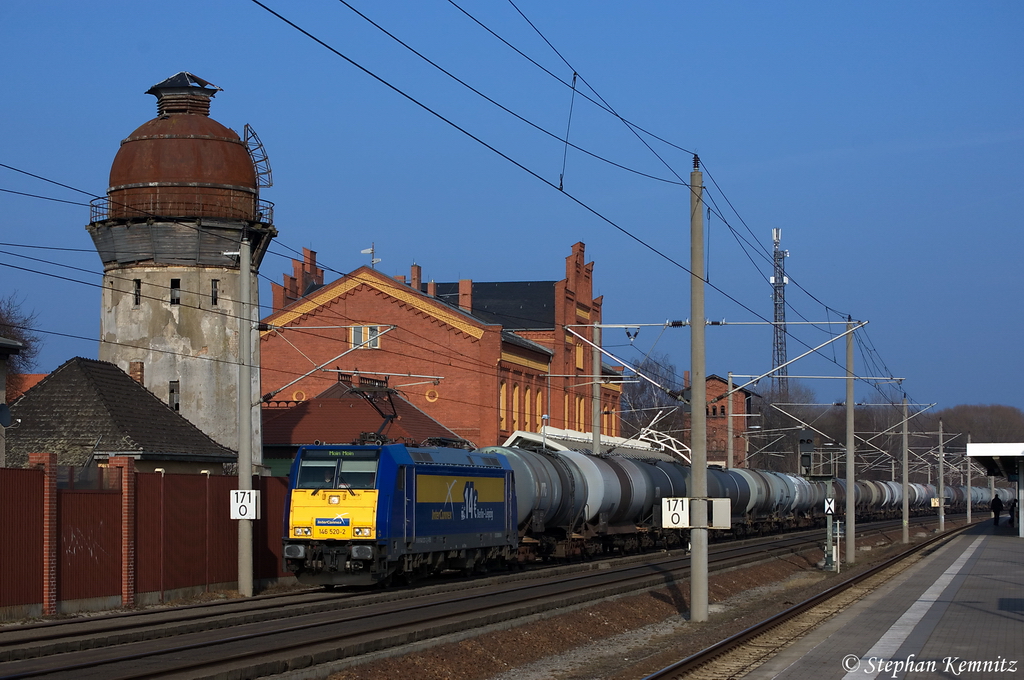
xmin=512 ymin=384 xmax=521 ymax=432
xmin=499 ymin=381 xmax=507 ymax=431
xmin=536 ymin=391 xmax=544 ymax=432
xmin=525 ymin=387 xmax=532 ymax=433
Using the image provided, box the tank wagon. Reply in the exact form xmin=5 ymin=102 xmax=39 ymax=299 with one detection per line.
xmin=282 ymin=442 xmax=996 ymax=587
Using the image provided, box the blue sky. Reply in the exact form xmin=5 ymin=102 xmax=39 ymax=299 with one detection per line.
xmin=2 ymin=1 xmax=1022 ymax=411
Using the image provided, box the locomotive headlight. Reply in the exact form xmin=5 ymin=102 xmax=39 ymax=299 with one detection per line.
xmin=328 ymin=495 xmax=340 ymax=505
xmin=353 ymin=527 xmax=372 ymax=537
xmin=294 ymin=527 xmax=311 ymax=536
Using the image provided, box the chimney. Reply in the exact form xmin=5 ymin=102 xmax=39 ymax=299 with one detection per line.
xmin=683 ymin=370 xmax=690 ymax=390
xmin=411 ymin=264 xmax=422 ymax=291
xmin=129 ymin=361 xmax=145 ymax=385
xmin=458 ymin=279 xmax=473 ymax=312
xmin=393 ymin=275 xmax=407 ymax=284
xmin=427 ymin=280 xmax=436 ymax=297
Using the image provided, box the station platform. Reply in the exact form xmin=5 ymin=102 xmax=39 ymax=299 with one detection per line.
xmin=754 ymin=521 xmax=1024 ymax=679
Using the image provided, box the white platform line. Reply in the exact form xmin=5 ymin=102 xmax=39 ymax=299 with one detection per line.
xmin=841 ymin=535 xmax=986 ymax=680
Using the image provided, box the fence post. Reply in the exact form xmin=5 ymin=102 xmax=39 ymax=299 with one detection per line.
xmin=108 ymin=456 xmax=136 ymax=608
xmin=29 ymin=452 xmax=57 ymax=616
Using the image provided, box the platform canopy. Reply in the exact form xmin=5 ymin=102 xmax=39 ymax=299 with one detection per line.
xmin=967 ymin=442 xmax=1024 ymax=480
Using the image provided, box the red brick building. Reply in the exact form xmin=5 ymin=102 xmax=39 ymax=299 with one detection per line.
xmin=259 ymin=243 xmax=621 ymax=447
xmin=680 ymin=373 xmax=755 ymax=468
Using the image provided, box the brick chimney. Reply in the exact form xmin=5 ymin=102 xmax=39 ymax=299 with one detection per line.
xmin=129 ymin=361 xmax=145 ymax=385
xmin=427 ymin=280 xmax=437 ymax=297
xmin=458 ymin=279 xmax=473 ymax=312
xmin=411 ymin=264 xmax=422 ymax=291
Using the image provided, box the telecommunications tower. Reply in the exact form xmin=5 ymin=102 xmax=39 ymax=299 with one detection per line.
xmin=770 ymin=229 xmax=789 ymax=393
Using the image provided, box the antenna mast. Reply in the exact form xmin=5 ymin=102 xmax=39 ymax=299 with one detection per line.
xmin=771 ymin=229 xmax=789 ymax=394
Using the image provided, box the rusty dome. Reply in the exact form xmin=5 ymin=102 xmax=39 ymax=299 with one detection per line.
xmin=106 ymin=72 xmax=259 ymax=221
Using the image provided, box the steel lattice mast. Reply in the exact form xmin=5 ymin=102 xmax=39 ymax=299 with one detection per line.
xmin=771 ymin=229 xmax=789 ymax=393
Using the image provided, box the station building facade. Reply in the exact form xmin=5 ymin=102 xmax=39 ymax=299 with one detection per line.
xmin=259 ymin=242 xmax=622 ymax=447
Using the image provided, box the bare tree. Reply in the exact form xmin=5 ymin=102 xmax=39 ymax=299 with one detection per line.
xmin=0 ymin=293 xmax=42 ymax=396
xmin=620 ymin=353 xmax=687 ymax=440
xmin=749 ymin=380 xmax=821 ymax=472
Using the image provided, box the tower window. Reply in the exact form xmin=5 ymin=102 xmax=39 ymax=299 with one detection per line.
xmin=170 ymin=279 xmax=181 ymax=305
xmin=133 ymin=279 xmax=141 ymax=306
xmin=211 ymin=279 xmax=219 ymax=306
xmin=169 ymin=381 xmax=180 ymax=412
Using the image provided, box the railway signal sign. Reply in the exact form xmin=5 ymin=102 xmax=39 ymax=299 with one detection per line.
xmin=824 ymin=498 xmax=835 ymax=515
xmin=230 ymin=489 xmax=261 ymax=519
xmin=661 ymin=498 xmax=731 ymax=529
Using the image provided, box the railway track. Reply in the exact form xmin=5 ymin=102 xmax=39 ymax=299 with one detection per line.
xmin=0 ymin=515 xmax=948 ymax=680
xmin=640 ymin=522 xmax=968 ymax=680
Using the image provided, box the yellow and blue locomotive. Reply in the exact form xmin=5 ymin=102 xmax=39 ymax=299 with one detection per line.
xmin=282 ymin=443 xmax=518 ymax=586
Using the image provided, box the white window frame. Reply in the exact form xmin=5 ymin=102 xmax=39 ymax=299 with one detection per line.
xmin=351 ymin=325 xmax=381 ymax=349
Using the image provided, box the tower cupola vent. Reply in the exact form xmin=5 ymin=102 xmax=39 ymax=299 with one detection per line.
xmin=146 ymin=72 xmax=221 ymax=117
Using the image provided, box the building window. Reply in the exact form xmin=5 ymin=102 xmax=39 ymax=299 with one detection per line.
xmin=169 ymin=380 xmax=180 ymax=412
xmin=512 ymin=384 xmax=521 ymax=432
xmin=499 ymin=381 xmax=507 ymax=431
xmin=575 ymin=344 xmax=584 ymax=370
xmin=133 ymin=279 xmax=141 ymax=306
xmin=211 ymin=279 xmax=219 ymax=306
xmin=351 ymin=325 xmax=380 ymax=349
xmin=525 ymin=387 xmax=532 ymax=433
xmin=536 ymin=391 xmax=544 ymax=432
xmin=170 ymin=279 xmax=181 ymax=305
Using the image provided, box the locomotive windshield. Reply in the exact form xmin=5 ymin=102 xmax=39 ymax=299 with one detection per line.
xmin=295 ymin=449 xmax=379 ymax=490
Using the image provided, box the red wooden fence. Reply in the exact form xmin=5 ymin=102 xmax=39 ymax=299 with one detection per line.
xmin=0 ymin=463 xmax=291 ymax=618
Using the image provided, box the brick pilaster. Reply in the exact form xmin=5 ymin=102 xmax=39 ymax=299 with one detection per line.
xmin=108 ymin=456 xmax=136 ymax=608
xmin=29 ymin=452 xmax=57 ymax=616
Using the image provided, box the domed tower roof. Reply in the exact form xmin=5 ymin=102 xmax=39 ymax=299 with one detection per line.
xmin=106 ymin=72 xmax=260 ymax=221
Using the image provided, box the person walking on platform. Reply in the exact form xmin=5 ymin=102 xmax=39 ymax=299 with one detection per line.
xmin=991 ymin=495 xmax=1003 ymax=526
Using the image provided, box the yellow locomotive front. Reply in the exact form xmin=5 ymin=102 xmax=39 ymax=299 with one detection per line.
xmin=283 ymin=448 xmax=381 ymax=585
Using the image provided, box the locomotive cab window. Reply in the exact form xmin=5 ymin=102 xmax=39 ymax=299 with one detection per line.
xmin=296 ymin=452 xmax=379 ymax=490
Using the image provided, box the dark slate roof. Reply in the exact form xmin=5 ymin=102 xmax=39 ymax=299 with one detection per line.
xmin=6 ymin=357 xmax=234 ymax=467
xmin=263 ymin=385 xmax=463 ymax=450
xmin=146 ymin=71 xmax=220 ymax=94
xmin=501 ymin=330 xmax=553 ymax=356
xmin=433 ymin=281 xmax=556 ymax=329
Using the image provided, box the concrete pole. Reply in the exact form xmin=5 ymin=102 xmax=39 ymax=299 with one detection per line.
xmin=237 ymin=236 xmax=254 ymax=598
xmin=902 ymin=397 xmax=909 ymax=544
xmin=938 ymin=419 xmax=945 ymax=532
xmin=592 ymin=325 xmax=601 ymax=457
xmin=689 ymin=156 xmax=709 ymax=623
xmin=845 ymin=320 xmax=856 ymax=564
xmin=727 ymin=372 xmax=734 ymax=469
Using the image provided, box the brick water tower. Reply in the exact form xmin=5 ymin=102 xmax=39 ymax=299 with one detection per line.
xmin=87 ymin=72 xmax=277 ymax=455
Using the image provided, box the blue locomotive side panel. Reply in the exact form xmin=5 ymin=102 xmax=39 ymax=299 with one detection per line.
xmin=414 ymin=473 xmax=509 ymax=536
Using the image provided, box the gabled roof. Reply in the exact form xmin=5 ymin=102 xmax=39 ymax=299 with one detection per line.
xmin=7 ymin=357 xmax=234 ymax=467
xmin=263 ymin=383 xmax=463 ymax=450
xmin=262 ymin=267 xmax=490 ymax=340
xmin=707 ymin=373 xmax=758 ymax=396
xmin=500 ymin=330 xmax=553 ymax=356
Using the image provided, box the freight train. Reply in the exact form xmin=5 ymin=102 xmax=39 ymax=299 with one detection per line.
xmin=281 ymin=441 xmax=1012 ymax=587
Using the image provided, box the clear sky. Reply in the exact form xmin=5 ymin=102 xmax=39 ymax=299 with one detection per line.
xmin=2 ymin=1 xmax=1022 ymax=411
